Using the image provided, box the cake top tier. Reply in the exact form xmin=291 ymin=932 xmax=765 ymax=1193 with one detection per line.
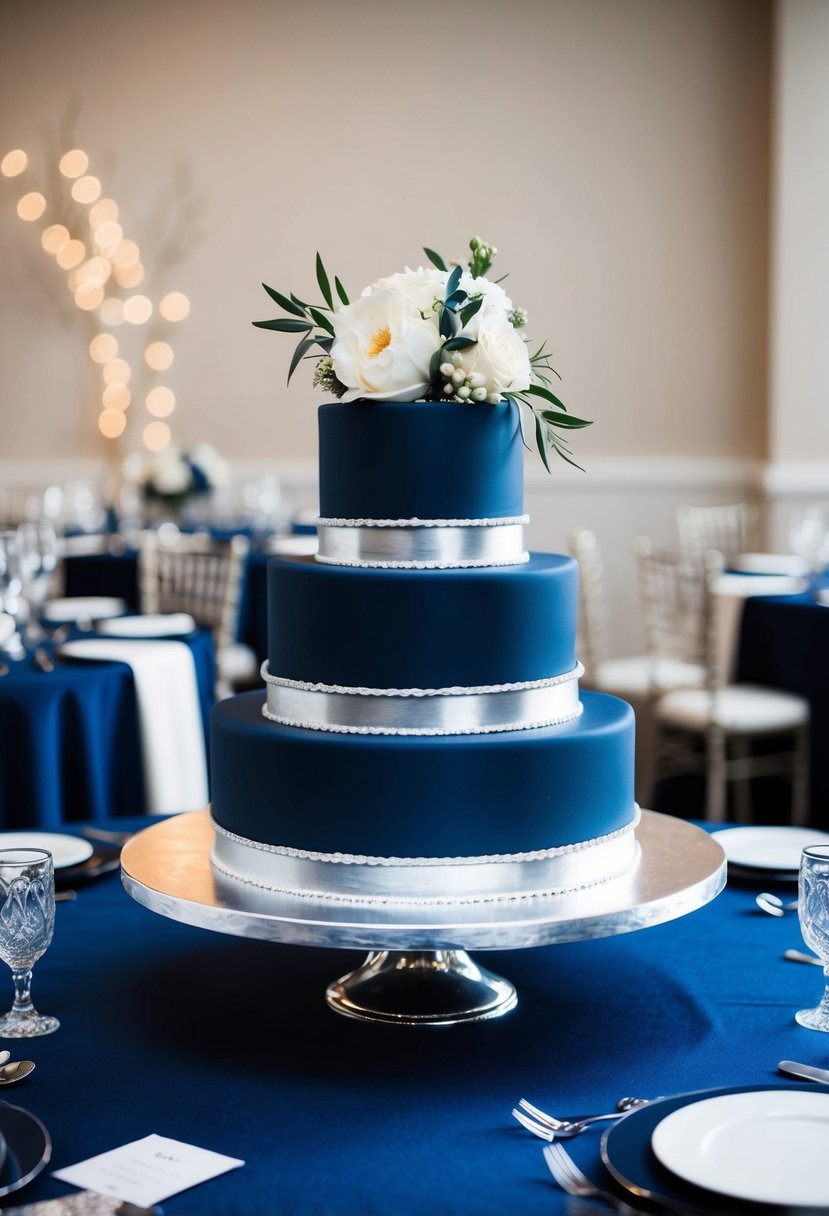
xmin=318 ymin=400 xmax=525 ymax=523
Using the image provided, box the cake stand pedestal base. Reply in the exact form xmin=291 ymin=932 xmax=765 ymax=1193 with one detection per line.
xmin=325 ymin=949 xmax=517 ymax=1025
xmin=121 ymin=810 xmax=726 ymax=1027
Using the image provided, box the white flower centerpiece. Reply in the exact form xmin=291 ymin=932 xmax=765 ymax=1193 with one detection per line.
xmin=254 ymin=236 xmax=591 ymax=469
xmin=125 ymin=442 xmax=230 ymax=519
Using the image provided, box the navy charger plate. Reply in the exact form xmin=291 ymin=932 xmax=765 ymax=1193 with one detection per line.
xmin=601 ymin=1082 xmax=829 ymax=1216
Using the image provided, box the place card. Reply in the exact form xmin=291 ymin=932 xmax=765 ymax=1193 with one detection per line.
xmin=52 ymin=1134 xmax=244 ymax=1207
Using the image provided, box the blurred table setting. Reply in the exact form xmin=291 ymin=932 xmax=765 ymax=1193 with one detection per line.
xmin=0 ymin=818 xmax=821 ymax=1213
xmin=0 ymin=585 xmax=214 ymax=827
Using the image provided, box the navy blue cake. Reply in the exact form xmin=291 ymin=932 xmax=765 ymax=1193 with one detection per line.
xmin=210 ymin=400 xmax=638 ymax=904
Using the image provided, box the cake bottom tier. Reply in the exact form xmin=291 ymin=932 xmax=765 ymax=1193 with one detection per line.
xmin=209 ymin=690 xmax=638 ymax=904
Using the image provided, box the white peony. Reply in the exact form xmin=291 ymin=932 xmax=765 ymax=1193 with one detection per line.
xmin=190 ymin=442 xmax=230 ymax=488
xmin=331 ymin=286 xmax=439 ymax=402
xmin=456 ymin=309 xmax=532 ymax=397
xmin=362 ymin=266 xmax=447 ymax=320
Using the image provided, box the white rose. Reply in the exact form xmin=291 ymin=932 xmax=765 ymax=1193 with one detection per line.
xmin=457 ymin=310 xmax=532 ymax=396
xmin=190 ymin=443 xmax=230 ymax=488
xmin=362 ymin=266 xmax=447 ymax=321
xmin=331 ymin=286 xmax=439 ymax=402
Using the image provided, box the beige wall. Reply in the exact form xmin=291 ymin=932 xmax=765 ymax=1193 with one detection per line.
xmin=0 ymin=0 xmax=772 ymax=472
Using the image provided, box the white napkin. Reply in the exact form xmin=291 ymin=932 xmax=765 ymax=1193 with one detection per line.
xmin=95 ymin=613 xmax=196 ymax=638
xmin=712 ymin=573 xmax=807 ymax=681
xmin=0 ymin=612 xmax=15 ymax=649
xmin=59 ymin=638 xmax=209 ymax=815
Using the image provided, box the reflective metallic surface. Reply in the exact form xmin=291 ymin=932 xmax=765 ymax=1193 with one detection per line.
xmin=121 ymin=810 xmax=725 ymax=949
xmin=122 ymin=811 xmax=725 ymax=1022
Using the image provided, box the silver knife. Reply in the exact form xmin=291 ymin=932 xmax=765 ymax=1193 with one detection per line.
xmin=33 ymin=648 xmax=55 ymax=673
xmin=778 ymin=1059 xmax=829 ymax=1084
xmin=784 ymin=948 xmax=822 ymax=965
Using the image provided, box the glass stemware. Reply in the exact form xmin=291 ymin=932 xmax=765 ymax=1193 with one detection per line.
xmin=796 ymin=845 xmax=829 ymax=1031
xmin=0 ymin=849 xmax=59 ymax=1037
xmin=16 ymin=522 xmax=59 ymax=639
xmin=788 ymin=506 xmax=828 ymax=593
xmin=0 ymin=531 xmax=25 ymax=636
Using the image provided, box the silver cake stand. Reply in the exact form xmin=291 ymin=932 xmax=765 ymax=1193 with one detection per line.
xmin=121 ymin=810 xmax=725 ymax=1026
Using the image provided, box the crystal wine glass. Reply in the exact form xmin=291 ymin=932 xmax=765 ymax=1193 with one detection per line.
xmin=16 ymin=522 xmax=59 ymax=640
xmin=0 ymin=849 xmax=59 ymax=1037
xmin=788 ymin=506 xmax=828 ymax=593
xmin=796 ymin=845 xmax=829 ymax=1031
xmin=0 ymin=531 xmax=25 ymax=636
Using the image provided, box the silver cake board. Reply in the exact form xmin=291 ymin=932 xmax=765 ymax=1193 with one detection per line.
xmin=121 ymin=810 xmax=725 ymax=1026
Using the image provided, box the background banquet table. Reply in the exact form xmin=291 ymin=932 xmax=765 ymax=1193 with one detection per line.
xmin=7 ymin=817 xmax=828 ymax=1215
xmin=737 ymin=591 xmax=829 ymax=823
xmin=0 ymin=632 xmax=214 ymax=828
xmin=63 ymin=542 xmax=271 ymax=664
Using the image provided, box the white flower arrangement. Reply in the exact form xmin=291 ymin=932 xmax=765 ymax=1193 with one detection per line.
xmin=255 ymin=237 xmax=591 ymax=469
xmin=124 ymin=442 xmax=230 ymax=506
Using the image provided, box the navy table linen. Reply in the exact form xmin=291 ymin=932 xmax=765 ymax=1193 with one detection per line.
xmin=0 ymin=632 xmax=215 ymax=828
xmin=7 ymin=819 xmax=827 ymax=1215
xmin=737 ymin=592 xmax=829 ymax=824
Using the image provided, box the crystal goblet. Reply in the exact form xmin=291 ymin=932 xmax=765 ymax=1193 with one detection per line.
xmin=796 ymin=845 xmax=829 ymax=1031
xmin=0 ymin=849 xmax=59 ymax=1037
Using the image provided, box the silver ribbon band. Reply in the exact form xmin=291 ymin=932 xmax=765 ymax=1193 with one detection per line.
xmin=209 ymin=811 xmax=641 ymax=904
xmin=261 ymin=661 xmax=584 ymax=735
xmin=315 ymin=516 xmax=529 ymax=568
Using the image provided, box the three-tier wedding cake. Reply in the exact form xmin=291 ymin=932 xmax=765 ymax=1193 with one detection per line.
xmin=209 ymin=240 xmax=638 ymax=904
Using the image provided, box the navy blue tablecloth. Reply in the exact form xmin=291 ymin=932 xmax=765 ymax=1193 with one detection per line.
xmin=737 ymin=593 xmax=829 ymax=825
xmin=5 ymin=818 xmax=827 ymax=1215
xmin=0 ymin=632 xmax=214 ymax=828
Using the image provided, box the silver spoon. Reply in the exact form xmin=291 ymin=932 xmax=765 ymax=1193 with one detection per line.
xmin=756 ymin=892 xmax=799 ymax=916
xmin=0 ymin=1060 xmax=34 ymax=1085
xmin=784 ymin=948 xmax=822 ymax=965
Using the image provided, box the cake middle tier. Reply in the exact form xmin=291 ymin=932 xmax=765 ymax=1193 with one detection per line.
xmin=267 ymin=552 xmax=578 ymax=688
xmin=210 ymin=688 xmax=636 ymax=860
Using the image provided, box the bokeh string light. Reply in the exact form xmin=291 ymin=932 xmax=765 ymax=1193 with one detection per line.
xmin=2 ymin=142 xmax=191 ymax=451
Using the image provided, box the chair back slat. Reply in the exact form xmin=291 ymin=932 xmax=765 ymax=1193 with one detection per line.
xmin=677 ymin=502 xmax=760 ymax=559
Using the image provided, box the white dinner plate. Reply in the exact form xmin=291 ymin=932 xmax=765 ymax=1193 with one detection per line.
xmin=266 ymin=535 xmax=319 ymax=556
xmin=711 ymin=826 xmax=829 ymax=873
xmin=0 ymin=832 xmax=93 ymax=869
xmin=713 ymin=572 xmax=807 ymax=598
xmin=42 ymin=597 xmax=126 ymax=623
xmin=651 ymin=1089 xmax=829 ymax=1206
xmin=95 ymin=613 xmax=196 ymax=638
xmin=731 ymin=552 xmax=810 ymax=576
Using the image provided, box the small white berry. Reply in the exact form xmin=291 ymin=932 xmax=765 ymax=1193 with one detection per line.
xmin=457 ymin=385 xmax=471 ymax=400
xmin=439 ymin=363 xmax=454 ymax=378
xmin=471 ymin=387 xmax=488 ymax=401
xmin=443 ymin=383 xmax=454 ymax=396
xmin=469 ymin=373 xmax=485 ymax=389
xmin=487 ymin=393 xmax=501 ymax=404
xmin=451 ymin=368 xmax=465 ymax=386
xmin=451 ymin=352 xmax=463 ymax=367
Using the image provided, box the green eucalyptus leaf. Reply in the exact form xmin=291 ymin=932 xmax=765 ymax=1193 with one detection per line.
xmin=442 ymin=336 xmax=476 ymax=351
xmin=539 ymin=410 xmax=593 ymax=429
xmin=287 ymin=336 xmax=317 ymax=384
xmin=290 ymin=292 xmax=309 ymax=310
xmin=526 ymin=384 xmax=568 ymax=411
xmin=253 ymin=318 xmax=314 ymax=332
xmin=308 ymin=307 xmax=335 ymax=336
xmin=315 ymin=253 xmax=334 ymax=310
xmin=445 ymin=265 xmax=462 ymax=297
xmin=334 ymin=276 xmax=349 ymax=306
xmin=261 ymin=284 xmax=307 ymax=317
xmin=429 ymin=349 xmax=443 ymax=381
xmin=444 ymin=289 xmax=467 ymax=307
xmin=534 ymin=413 xmax=552 ymax=473
xmin=460 ymin=297 xmax=483 ymax=327
xmin=423 ymin=246 xmax=448 ymax=271
xmin=315 ymin=336 xmax=334 ymax=352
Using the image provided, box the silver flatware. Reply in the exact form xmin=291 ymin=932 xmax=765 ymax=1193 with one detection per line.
xmin=543 ymin=1140 xmax=646 ymax=1214
xmin=0 ymin=1060 xmax=34 ymax=1086
xmin=80 ymin=826 xmax=132 ymax=847
xmin=0 ymin=1052 xmax=10 ymax=1067
xmin=778 ymin=1059 xmax=829 ymax=1084
xmin=32 ymin=648 xmax=54 ymax=673
xmin=784 ymin=948 xmax=822 ymax=965
xmin=756 ymin=892 xmax=798 ymax=916
xmin=515 ymin=1096 xmax=648 ymax=1139
xmin=0 ymin=663 xmax=8 ymax=678
xmin=55 ymin=890 xmax=76 ymax=903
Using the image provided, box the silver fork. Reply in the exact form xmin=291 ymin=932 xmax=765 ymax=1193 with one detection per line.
xmin=543 ymin=1141 xmax=646 ymax=1214
xmin=514 ymin=1096 xmax=647 ymax=1139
